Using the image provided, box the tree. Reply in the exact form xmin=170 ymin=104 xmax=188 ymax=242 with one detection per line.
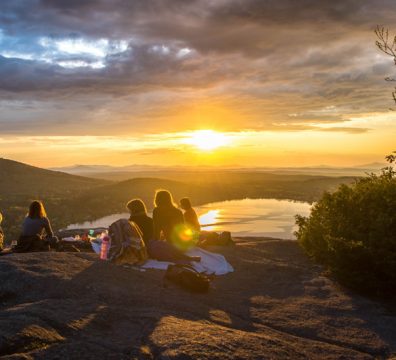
xmin=295 ymin=152 xmax=396 ymax=297
xmin=375 ymin=26 xmax=396 ymax=106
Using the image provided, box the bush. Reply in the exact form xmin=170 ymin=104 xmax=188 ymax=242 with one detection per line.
xmin=295 ymin=154 xmax=396 ymax=297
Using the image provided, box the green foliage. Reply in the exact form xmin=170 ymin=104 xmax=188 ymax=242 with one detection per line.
xmin=295 ymin=152 xmax=396 ymax=296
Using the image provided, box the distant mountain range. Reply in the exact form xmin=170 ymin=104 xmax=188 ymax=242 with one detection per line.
xmin=50 ymin=162 xmax=386 ymax=181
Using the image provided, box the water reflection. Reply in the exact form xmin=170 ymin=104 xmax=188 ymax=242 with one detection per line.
xmin=196 ymin=198 xmax=311 ymax=239
xmin=198 ymin=209 xmax=220 ymax=230
xmin=67 ymin=198 xmax=311 ymax=239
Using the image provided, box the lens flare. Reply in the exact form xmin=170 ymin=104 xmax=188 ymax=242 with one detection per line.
xmin=171 ymin=224 xmax=199 ymax=251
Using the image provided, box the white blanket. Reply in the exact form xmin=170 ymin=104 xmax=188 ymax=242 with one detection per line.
xmin=92 ymin=242 xmax=233 ymax=275
xmin=142 ymin=248 xmax=233 ymax=275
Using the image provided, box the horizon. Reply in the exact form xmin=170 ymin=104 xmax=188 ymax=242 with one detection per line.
xmin=1 ymin=1 xmax=396 ymax=167
xmin=0 ymin=156 xmax=388 ymax=172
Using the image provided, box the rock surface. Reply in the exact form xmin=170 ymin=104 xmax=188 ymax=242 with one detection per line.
xmin=0 ymin=238 xmax=395 ymax=359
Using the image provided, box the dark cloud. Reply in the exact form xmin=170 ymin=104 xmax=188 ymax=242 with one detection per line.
xmin=0 ymin=0 xmax=395 ymax=134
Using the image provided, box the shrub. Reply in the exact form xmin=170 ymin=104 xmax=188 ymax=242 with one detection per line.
xmin=295 ymin=153 xmax=396 ymax=297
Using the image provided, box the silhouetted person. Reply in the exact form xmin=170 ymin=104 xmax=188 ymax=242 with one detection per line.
xmin=129 ymin=197 xmax=199 ymax=263
xmin=180 ymin=197 xmax=201 ymax=232
xmin=16 ymin=200 xmax=59 ymax=252
xmin=153 ymin=190 xmax=184 ymax=242
xmin=127 ymin=199 xmax=153 ymax=246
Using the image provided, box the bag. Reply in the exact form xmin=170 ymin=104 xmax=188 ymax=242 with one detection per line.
xmin=164 ymin=264 xmax=211 ymax=293
xmin=199 ymin=231 xmax=234 ymax=247
xmin=108 ymin=219 xmax=148 ymax=265
xmin=13 ymin=234 xmax=50 ymax=253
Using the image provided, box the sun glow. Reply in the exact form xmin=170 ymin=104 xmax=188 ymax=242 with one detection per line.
xmin=184 ymin=130 xmax=230 ymax=151
xmin=199 ymin=210 xmax=220 ymax=230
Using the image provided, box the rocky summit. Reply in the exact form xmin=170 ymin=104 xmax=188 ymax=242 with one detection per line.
xmin=0 ymin=239 xmax=395 ymax=359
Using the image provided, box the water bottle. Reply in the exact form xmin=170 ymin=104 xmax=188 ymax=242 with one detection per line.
xmin=100 ymin=235 xmax=110 ymax=260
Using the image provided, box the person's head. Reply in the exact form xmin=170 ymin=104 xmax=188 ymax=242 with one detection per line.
xmin=28 ymin=200 xmax=47 ymax=219
xmin=154 ymin=190 xmax=175 ymax=208
xmin=126 ymin=199 xmax=148 ymax=216
xmin=180 ymin=197 xmax=192 ymax=210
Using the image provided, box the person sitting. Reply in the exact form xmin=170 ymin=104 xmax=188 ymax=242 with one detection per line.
xmin=180 ymin=197 xmax=201 ymax=232
xmin=129 ymin=197 xmax=200 ymax=263
xmin=15 ymin=200 xmax=59 ymax=252
xmin=153 ymin=190 xmax=184 ymax=242
xmin=126 ymin=199 xmax=153 ymax=246
xmin=0 ymin=212 xmax=4 ymax=252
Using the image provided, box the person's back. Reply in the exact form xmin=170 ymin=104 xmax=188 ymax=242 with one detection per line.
xmin=180 ymin=198 xmax=201 ymax=232
xmin=129 ymin=213 xmax=153 ymax=245
xmin=183 ymin=208 xmax=201 ymax=232
xmin=22 ymin=216 xmax=53 ymax=238
xmin=153 ymin=205 xmax=184 ymax=241
xmin=126 ymin=199 xmax=154 ymax=246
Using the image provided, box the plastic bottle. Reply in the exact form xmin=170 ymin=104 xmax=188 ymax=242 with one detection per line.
xmin=100 ymin=235 xmax=110 ymax=260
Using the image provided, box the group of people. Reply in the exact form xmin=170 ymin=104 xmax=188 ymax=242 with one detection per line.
xmin=0 ymin=190 xmax=204 ymax=262
xmin=126 ymin=190 xmax=202 ymax=262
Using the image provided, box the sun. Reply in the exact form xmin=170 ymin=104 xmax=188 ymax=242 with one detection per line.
xmin=184 ymin=130 xmax=229 ymax=151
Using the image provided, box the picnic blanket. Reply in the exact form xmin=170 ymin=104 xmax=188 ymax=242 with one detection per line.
xmin=92 ymin=241 xmax=233 ymax=275
xmin=143 ymin=248 xmax=233 ymax=275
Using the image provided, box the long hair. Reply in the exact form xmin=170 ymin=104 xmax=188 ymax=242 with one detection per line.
xmin=0 ymin=212 xmax=2 ymax=224
xmin=126 ymin=199 xmax=148 ymax=216
xmin=28 ymin=200 xmax=47 ymax=219
xmin=154 ymin=190 xmax=175 ymax=208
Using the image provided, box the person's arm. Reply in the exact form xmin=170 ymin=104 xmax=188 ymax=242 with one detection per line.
xmin=43 ymin=217 xmax=54 ymax=238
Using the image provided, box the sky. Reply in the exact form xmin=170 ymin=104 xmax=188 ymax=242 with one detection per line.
xmin=0 ymin=0 xmax=396 ymax=168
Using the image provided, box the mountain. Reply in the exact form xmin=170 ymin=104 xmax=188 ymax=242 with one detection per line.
xmin=50 ymin=164 xmax=170 ymax=175
xmin=51 ymin=163 xmax=384 ymax=181
xmin=0 ymin=158 xmax=108 ymax=197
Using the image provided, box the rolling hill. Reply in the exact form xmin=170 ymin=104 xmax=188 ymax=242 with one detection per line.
xmin=0 ymin=158 xmax=359 ymax=242
xmin=0 ymin=158 xmax=108 ymax=198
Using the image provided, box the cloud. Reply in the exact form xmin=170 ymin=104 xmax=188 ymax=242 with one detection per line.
xmin=0 ymin=0 xmax=396 ymax=136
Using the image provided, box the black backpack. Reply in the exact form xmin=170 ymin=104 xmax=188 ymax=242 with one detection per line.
xmin=164 ymin=264 xmax=212 ymax=293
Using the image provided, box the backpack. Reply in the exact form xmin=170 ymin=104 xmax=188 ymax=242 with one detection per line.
xmin=199 ymin=231 xmax=234 ymax=247
xmin=164 ymin=264 xmax=211 ymax=293
xmin=108 ymin=219 xmax=148 ymax=265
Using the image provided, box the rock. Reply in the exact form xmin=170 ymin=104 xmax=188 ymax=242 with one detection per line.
xmin=0 ymin=238 xmax=395 ymax=359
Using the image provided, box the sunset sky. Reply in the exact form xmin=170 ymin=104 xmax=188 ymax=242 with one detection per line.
xmin=1 ymin=0 xmax=396 ymax=168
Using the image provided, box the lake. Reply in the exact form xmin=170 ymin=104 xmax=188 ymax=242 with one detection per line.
xmin=67 ymin=198 xmax=311 ymax=239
